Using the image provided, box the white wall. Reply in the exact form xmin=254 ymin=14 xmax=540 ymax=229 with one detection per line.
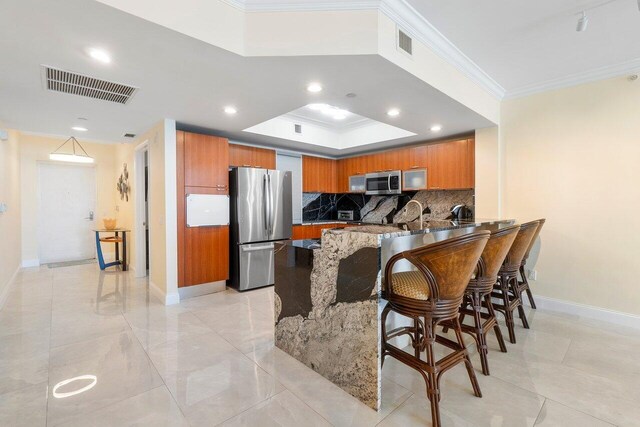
xmin=116 ymin=120 xmax=178 ymax=304
xmin=501 ymin=75 xmax=640 ymax=316
xmin=19 ymin=133 xmax=117 ymax=266
xmin=474 ymin=126 xmax=501 ymax=219
xmin=0 ymin=129 xmax=21 ymax=305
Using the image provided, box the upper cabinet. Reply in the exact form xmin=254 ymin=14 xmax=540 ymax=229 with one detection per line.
xmin=303 ymin=155 xmax=338 ymax=193
xmin=427 ymin=139 xmax=475 ymax=190
xmin=229 ymin=144 xmax=276 ymax=169
xmin=183 ymin=132 xmax=229 ymax=192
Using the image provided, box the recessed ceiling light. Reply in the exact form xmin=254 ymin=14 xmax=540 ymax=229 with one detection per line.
xmin=87 ymin=48 xmax=111 ymax=64
xmin=307 ymin=82 xmax=323 ymax=93
xmin=333 ymin=114 xmax=346 ymax=120
xmin=71 ymin=126 xmax=88 ymax=132
xmin=430 ymin=124 xmax=442 ymax=132
xmin=224 ymin=106 xmax=237 ymax=115
xmin=387 ymin=108 xmax=400 ymax=117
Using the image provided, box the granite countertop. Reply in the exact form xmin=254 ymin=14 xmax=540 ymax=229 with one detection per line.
xmin=325 ymin=219 xmax=514 ymax=237
xmin=292 ymin=221 xmax=357 ymax=226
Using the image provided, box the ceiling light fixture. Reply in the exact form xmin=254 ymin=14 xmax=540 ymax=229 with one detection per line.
xmin=576 ymin=11 xmax=589 ymax=32
xmin=430 ymin=124 xmax=442 ymax=132
xmin=387 ymin=108 xmax=400 ymax=117
xmin=71 ymin=126 xmax=88 ymax=132
xmin=49 ymin=136 xmax=94 ymax=163
xmin=87 ymin=48 xmax=111 ymax=64
xmin=224 ymin=106 xmax=237 ymax=115
xmin=307 ymin=82 xmax=323 ymax=93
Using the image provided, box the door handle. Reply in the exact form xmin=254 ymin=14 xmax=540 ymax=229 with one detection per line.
xmin=241 ymin=244 xmax=275 ymax=252
xmin=85 ymin=211 xmax=94 ymax=221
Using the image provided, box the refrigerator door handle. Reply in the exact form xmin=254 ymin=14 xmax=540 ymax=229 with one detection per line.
xmin=268 ymin=173 xmax=274 ymax=238
xmin=241 ymin=243 xmax=275 ymax=252
xmin=263 ymin=173 xmax=269 ymax=237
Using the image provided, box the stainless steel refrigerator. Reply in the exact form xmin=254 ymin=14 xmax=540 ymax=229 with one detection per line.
xmin=229 ymin=167 xmax=292 ymax=291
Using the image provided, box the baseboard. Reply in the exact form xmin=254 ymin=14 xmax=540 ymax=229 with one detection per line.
xmin=178 ymin=281 xmax=226 ymax=300
xmin=0 ymin=264 xmax=20 ymax=311
xmin=149 ymin=280 xmax=180 ymax=306
xmin=525 ymin=295 xmax=640 ymax=330
xmin=21 ymin=259 xmax=40 ymax=268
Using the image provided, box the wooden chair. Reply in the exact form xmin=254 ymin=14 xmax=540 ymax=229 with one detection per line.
xmin=453 ymin=225 xmax=520 ymax=375
xmin=381 ymin=231 xmax=490 ymax=427
xmin=518 ymin=219 xmax=545 ymax=309
xmin=491 ymin=221 xmax=539 ymax=344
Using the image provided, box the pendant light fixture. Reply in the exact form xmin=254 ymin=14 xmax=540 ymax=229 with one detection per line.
xmin=49 ymin=136 xmax=94 ymax=163
xmin=576 ymin=11 xmax=589 ymax=32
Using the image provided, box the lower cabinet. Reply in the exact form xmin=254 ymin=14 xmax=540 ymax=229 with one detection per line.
xmin=292 ymin=223 xmax=354 ymax=240
xmin=183 ymin=226 xmax=229 ymax=286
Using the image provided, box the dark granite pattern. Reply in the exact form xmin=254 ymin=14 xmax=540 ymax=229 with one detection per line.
xmin=302 ymin=190 xmax=473 ymax=223
xmin=334 ymin=247 xmax=380 ymax=304
xmin=274 ymin=242 xmax=314 ymax=321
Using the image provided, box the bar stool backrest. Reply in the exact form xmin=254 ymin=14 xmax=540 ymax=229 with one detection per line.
xmin=476 ymin=225 xmax=520 ymax=285
xmin=522 ymin=219 xmax=546 ymax=265
xmin=502 ymin=221 xmax=539 ymax=272
xmin=401 ymin=231 xmax=490 ymax=302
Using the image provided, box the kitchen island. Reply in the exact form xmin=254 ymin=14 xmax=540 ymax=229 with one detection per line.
xmin=273 ymin=219 xmax=514 ymax=410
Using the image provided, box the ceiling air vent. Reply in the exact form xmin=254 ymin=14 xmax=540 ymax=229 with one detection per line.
xmin=294 ymin=124 xmax=302 ymax=134
xmin=397 ymin=28 xmax=413 ymax=56
xmin=42 ymin=65 xmax=138 ymax=105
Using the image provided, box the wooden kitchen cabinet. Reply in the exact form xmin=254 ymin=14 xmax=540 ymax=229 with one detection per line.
xmin=184 ymin=132 xmax=229 ymax=192
xmin=229 ymin=144 xmax=276 ymax=169
xmin=303 ymin=155 xmax=338 ymax=193
xmin=177 ymin=131 xmax=231 ymax=288
xmin=184 ymin=226 xmax=229 ymax=286
xmin=427 ymin=139 xmax=475 ymax=190
xmin=292 ymin=223 xmax=355 ymax=240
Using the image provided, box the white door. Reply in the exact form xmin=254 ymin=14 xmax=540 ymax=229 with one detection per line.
xmin=38 ymin=163 xmax=97 ymax=263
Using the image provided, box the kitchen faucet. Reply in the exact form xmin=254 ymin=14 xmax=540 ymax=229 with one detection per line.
xmin=403 ymin=200 xmax=424 ymax=229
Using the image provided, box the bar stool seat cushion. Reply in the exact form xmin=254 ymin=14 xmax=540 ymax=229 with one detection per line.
xmin=390 ymin=271 xmax=430 ymax=300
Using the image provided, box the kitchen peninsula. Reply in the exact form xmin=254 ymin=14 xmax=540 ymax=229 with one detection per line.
xmin=273 ymin=219 xmax=514 ymax=410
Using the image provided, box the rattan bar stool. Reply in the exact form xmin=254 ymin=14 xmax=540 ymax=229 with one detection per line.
xmin=452 ymin=225 xmax=520 ymax=376
xmin=518 ymin=219 xmax=546 ymax=309
xmin=381 ymin=231 xmax=490 ymax=427
xmin=491 ymin=221 xmax=539 ymax=344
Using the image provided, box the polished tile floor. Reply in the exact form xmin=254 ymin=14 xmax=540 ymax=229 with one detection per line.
xmin=0 ymin=264 xmax=637 ymax=426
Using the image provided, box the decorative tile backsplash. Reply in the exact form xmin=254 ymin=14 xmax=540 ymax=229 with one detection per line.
xmin=302 ymin=190 xmax=474 ymax=223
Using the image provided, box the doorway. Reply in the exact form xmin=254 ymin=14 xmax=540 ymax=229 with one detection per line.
xmin=37 ymin=162 xmax=97 ymax=263
xmin=134 ymin=142 xmax=150 ymax=277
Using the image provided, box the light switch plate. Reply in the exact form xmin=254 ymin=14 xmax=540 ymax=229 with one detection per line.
xmin=528 ymin=269 xmax=537 ymax=281
xmin=0 ymin=202 xmax=7 ymax=213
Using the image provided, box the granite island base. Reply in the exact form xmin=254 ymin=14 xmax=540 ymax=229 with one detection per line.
xmin=274 ymin=220 xmax=515 ymax=410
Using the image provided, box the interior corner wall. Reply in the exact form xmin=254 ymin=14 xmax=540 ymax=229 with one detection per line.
xmin=19 ymin=133 xmax=118 ymax=266
xmin=501 ymin=75 xmax=640 ymax=316
xmin=474 ymin=126 xmax=500 ymax=219
xmin=0 ymin=129 xmax=22 ymax=304
xmin=127 ymin=119 xmax=178 ymax=305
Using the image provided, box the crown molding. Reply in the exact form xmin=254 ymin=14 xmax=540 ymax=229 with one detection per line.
xmin=378 ymin=0 xmax=506 ymax=100
xmin=226 ymin=0 xmax=505 ymax=99
xmin=505 ymin=57 xmax=640 ymax=99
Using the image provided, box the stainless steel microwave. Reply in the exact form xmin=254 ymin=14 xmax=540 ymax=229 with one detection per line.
xmin=365 ymin=171 xmax=402 ymax=195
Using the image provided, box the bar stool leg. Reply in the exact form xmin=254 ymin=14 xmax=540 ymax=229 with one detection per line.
xmin=470 ymin=292 xmax=490 ymax=375
xmin=520 ymin=265 xmax=537 ymax=309
xmin=423 ymin=324 xmax=442 ymax=427
xmin=485 ymin=294 xmax=507 ymax=353
xmin=380 ymin=303 xmax=391 ymax=368
xmin=453 ymin=317 xmax=482 ymax=398
xmin=511 ymin=276 xmax=530 ymax=329
xmin=499 ymin=275 xmax=517 ymax=344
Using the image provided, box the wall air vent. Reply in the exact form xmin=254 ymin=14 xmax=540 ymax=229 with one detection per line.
xmin=294 ymin=124 xmax=302 ymax=134
xmin=123 ymin=133 xmax=136 ymax=138
xmin=42 ymin=65 xmax=138 ymax=105
xmin=397 ymin=28 xmax=413 ymax=56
